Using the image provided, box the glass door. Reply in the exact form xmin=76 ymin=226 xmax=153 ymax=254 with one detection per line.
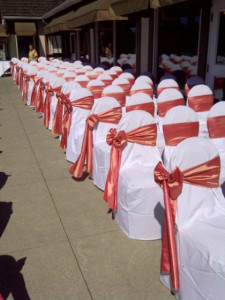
xmin=206 ymin=0 xmax=225 ymax=100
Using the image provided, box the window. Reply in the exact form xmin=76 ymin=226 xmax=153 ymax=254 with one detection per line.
xmin=216 ymin=11 xmax=225 ymax=64
xmin=48 ymin=35 xmax=62 ymax=55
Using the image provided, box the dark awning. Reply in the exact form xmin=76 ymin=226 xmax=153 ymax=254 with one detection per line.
xmin=15 ymin=22 xmax=36 ymax=36
xmin=44 ymin=11 xmax=78 ymax=34
xmin=67 ymin=0 xmax=127 ymax=29
xmin=150 ymin=0 xmax=188 ymax=8
xmin=111 ymin=0 xmax=149 ymax=15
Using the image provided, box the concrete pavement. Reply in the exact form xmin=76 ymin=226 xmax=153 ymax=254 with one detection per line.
xmin=0 ymin=77 xmax=173 ymax=300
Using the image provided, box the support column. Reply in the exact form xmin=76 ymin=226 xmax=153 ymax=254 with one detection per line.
xmin=76 ymin=30 xmax=80 ymax=60
xmin=9 ymin=34 xmax=18 ymax=58
xmin=197 ymin=4 xmax=211 ymax=79
xmin=136 ymin=17 xmax=141 ymax=76
xmin=90 ymin=28 xmax=95 ymax=63
xmin=152 ymin=8 xmax=159 ymax=81
xmin=94 ymin=22 xmax=100 ymax=65
xmin=140 ymin=17 xmax=150 ymax=73
xmin=36 ymin=21 xmax=46 ymax=57
xmin=113 ymin=20 xmax=117 ymax=66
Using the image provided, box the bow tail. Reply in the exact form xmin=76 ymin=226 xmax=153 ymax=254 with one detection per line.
xmin=52 ymin=101 xmax=63 ymax=135
xmin=69 ymin=125 xmax=89 ymax=178
xmin=23 ymin=80 xmax=29 ymax=102
xmin=44 ymin=93 xmax=52 ymax=128
xmin=30 ymin=84 xmax=37 ymax=107
xmin=60 ymin=111 xmax=71 ymax=149
xmin=104 ymin=146 xmax=121 ymax=211
xmin=161 ymin=180 xmax=179 ymax=291
xmin=20 ymin=73 xmax=23 ymax=92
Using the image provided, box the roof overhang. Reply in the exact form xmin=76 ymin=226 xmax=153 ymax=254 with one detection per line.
xmin=150 ymin=0 xmax=188 ymax=8
xmin=67 ymin=0 xmax=128 ymax=29
xmin=42 ymin=0 xmax=82 ymax=20
xmin=15 ymin=22 xmax=36 ymax=36
xmin=110 ymin=0 xmax=149 ymax=16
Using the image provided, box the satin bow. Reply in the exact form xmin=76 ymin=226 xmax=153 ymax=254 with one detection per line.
xmin=52 ymin=93 xmax=70 ymax=136
xmin=154 ymin=156 xmax=220 ymax=291
xmin=69 ymin=107 xmax=122 ymax=178
xmin=104 ymin=124 xmax=157 ymax=212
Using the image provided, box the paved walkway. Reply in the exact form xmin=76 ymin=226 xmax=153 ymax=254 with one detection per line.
xmin=0 ymin=77 xmax=173 ymax=300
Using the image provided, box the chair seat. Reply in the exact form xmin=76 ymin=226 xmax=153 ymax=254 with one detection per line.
xmin=115 ymin=163 xmax=164 ymax=240
xmin=93 ymin=140 xmax=111 ymax=191
xmin=66 ymin=123 xmax=86 ymax=163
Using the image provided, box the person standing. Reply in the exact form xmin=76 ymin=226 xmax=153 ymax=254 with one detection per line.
xmin=28 ymin=44 xmax=38 ymax=62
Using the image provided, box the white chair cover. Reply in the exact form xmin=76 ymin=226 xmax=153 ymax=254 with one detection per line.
xmin=92 ymin=97 xmax=121 ymax=190
xmin=135 ymin=75 xmax=153 ymax=86
xmin=49 ymin=77 xmax=66 ymax=130
xmin=26 ymin=66 xmax=38 ymax=106
xmin=187 ymin=84 xmax=213 ymax=137
xmin=114 ymin=111 xmax=164 ymax=240
xmin=157 ymin=88 xmax=184 ymax=131
xmin=161 ymin=137 xmax=225 ymax=300
xmin=162 ymin=106 xmax=198 ymax=167
xmin=66 ymin=88 xmax=93 ymax=163
xmin=207 ymin=102 xmax=225 ymax=185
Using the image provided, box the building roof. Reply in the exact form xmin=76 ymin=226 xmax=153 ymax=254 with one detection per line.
xmin=0 ymin=0 xmax=67 ymax=18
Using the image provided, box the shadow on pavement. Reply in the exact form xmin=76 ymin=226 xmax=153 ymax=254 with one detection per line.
xmin=0 ymin=172 xmax=11 ymax=190
xmin=0 ymin=256 xmax=30 ymax=300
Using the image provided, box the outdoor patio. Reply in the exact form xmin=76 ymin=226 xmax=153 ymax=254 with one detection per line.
xmin=0 ymin=76 xmax=173 ymax=299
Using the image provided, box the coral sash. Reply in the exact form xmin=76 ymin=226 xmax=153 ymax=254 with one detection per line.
xmin=207 ymin=116 xmax=225 ymax=138
xmin=60 ymin=96 xmax=94 ymax=149
xmin=158 ymin=98 xmax=185 ymax=117
xmin=102 ymin=92 xmax=126 ymax=107
xmin=188 ymin=94 xmax=214 ymax=112
xmin=126 ymin=102 xmax=155 ymax=116
xmin=163 ymin=122 xmax=199 ymax=146
xmin=69 ymin=107 xmax=122 ymax=177
xmin=30 ymin=76 xmax=39 ymax=107
xmin=154 ymin=156 xmax=220 ymax=291
xmin=104 ymin=124 xmax=157 ymax=211
xmin=87 ymin=85 xmax=105 ymax=99
xmin=157 ymin=86 xmax=179 ymax=96
xmin=44 ymin=86 xmax=62 ymax=128
xmin=130 ymin=88 xmax=153 ymax=99
xmin=36 ymin=80 xmax=45 ymax=113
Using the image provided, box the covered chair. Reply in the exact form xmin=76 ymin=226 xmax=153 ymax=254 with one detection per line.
xmin=66 ymin=88 xmax=94 ymax=162
xmin=75 ymin=75 xmax=89 ymax=88
xmin=129 ymin=82 xmax=154 ymax=99
xmin=157 ymin=79 xmax=179 ymax=96
xmin=126 ymin=92 xmax=154 ymax=117
xmin=110 ymin=66 xmax=122 ymax=76
xmin=104 ymin=110 xmax=164 ymax=240
xmin=162 ymin=106 xmax=199 ymax=167
xmin=156 ymin=137 xmax=225 ymax=300
xmin=187 ymin=84 xmax=214 ymax=137
xmin=23 ymin=66 xmax=38 ymax=106
xmin=207 ymin=101 xmax=225 ymax=185
xmin=119 ymin=72 xmax=135 ymax=85
xmin=97 ymin=74 xmax=113 ymax=86
xmin=102 ymin=84 xmax=126 ymax=107
xmin=48 ymin=77 xmax=66 ymax=130
xmin=112 ymin=77 xmax=131 ymax=96
xmin=85 ymin=70 xmax=98 ymax=80
xmin=63 ymin=72 xmax=76 ymax=82
xmin=104 ymin=69 xmax=117 ymax=80
xmin=185 ymin=76 xmax=204 ymax=96
xmin=135 ymin=75 xmax=153 ymax=88
xmin=157 ymin=88 xmax=185 ymax=131
xmin=69 ymin=97 xmax=122 ymax=178
xmin=52 ymin=81 xmax=81 ymax=137
xmin=87 ymin=79 xmax=105 ymax=99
